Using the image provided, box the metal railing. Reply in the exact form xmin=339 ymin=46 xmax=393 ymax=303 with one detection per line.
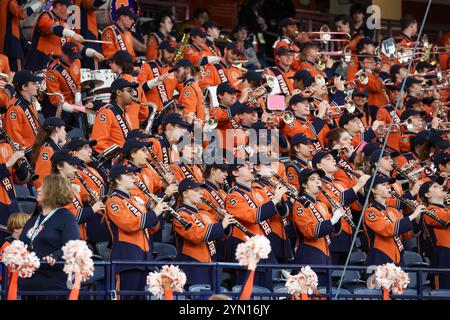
xmin=2 ymin=261 xmax=450 ymax=300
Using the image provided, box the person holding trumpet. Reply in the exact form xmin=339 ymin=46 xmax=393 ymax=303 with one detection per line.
xmin=106 ymin=163 xmax=169 ymax=298
xmin=364 ymin=175 xmax=423 ymax=266
xmin=174 ymin=178 xmax=237 ymax=286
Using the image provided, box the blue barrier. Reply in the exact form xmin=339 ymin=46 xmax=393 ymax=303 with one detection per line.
xmin=1 ymin=261 xmax=450 ymax=300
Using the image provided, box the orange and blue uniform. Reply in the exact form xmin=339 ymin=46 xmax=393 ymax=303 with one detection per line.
xmin=199 ymin=62 xmax=243 ymax=91
xmin=34 ymin=139 xmax=60 ymax=189
xmin=101 ymin=23 xmax=136 ymax=60
xmin=0 ymin=0 xmax=26 ymax=71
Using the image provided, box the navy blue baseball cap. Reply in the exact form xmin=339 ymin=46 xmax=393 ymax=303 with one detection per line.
xmin=51 ymin=149 xmax=82 ymax=167
xmin=400 ymin=108 xmax=425 ymax=122
xmin=109 ymin=163 xmax=140 ymax=181
xmin=312 ymin=149 xmax=338 ymax=168
xmin=117 ymin=6 xmax=139 ymax=20
xmin=298 ymin=168 xmax=325 ymax=184
xmin=419 ymin=177 xmax=445 ymax=200
xmin=415 ymin=130 xmax=450 ymax=149
xmin=162 ymin=113 xmax=192 ymax=130
xmin=43 ymin=117 xmax=65 ymax=130
xmin=111 ymin=50 xmax=133 ymax=65
xmin=202 ymin=21 xmax=220 ymax=30
xmin=158 ymin=41 xmax=176 ymax=53
xmin=238 ymin=103 xmax=259 ymax=114
xmin=364 ymin=174 xmax=396 ymax=193
xmin=238 ymin=71 xmax=263 ymax=83
xmin=434 ymin=151 xmax=450 ymax=167
xmin=228 ymin=157 xmax=248 ymax=173
xmin=178 ymin=178 xmax=205 ymax=194
xmin=288 ymin=94 xmax=309 ymax=107
xmin=404 ymin=77 xmax=422 ymax=90
xmin=289 ymin=69 xmax=312 ymax=81
xmin=291 ymin=133 xmax=314 ymax=146
xmin=339 ymin=111 xmax=363 ymax=127
xmin=362 ymin=142 xmax=382 ymax=157
xmin=127 ymin=129 xmax=151 ymax=140
xmin=62 ymin=42 xmax=82 ymax=60
xmin=277 ymin=46 xmax=295 ymax=56
xmin=217 ymin=81 xmax=241 ymax=95
xmin=110 ymin=78 xmax=139 ymax=92
xmin=225 ymin=42 xmax=244 ymax=54
xmin=404 ymin=97 xmax=422 ymax=109
xmin=278 ymin=17 xmax=299 ymax=28
xmin=122 ymin=137 xmax=152 ymax=155
xmin=189 ymin=27 xmax=207 ymax=38
xmin=369 ymin=149 xmax=399 ymax=165
xmin=64 ymin=137 xmax=97 ymax=151
xmin=169 ymin=58 xmax=194 ymax=72
xmin=13 ymin=70 xmax=44 ymax=88
xmin=303 ymin=76 xmax=316 ymax=88
xmin=352 ymin=87 xmax=368 ymax=97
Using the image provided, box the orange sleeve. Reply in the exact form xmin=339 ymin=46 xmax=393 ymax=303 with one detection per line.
xmin=173 ymin=211 xmax=212 ymax=243
xmin=145 ymin=34 xmax=159 ymax=61
xmin=46 ymin=70 xmax=64 ymax=106
xmin=225 ymin=192 xmax=260 ymax=224
xmin=106 ymin=198 xmax=150 ymax=233
xmin=8 ymin=0 xmax=25 ymax=19
xmin=280 ymin=121 xmax=309 ymax=140
xmin=424 ymin=207 xmax=450 ymax=229
xmin=101 ymin=28 xmax=117 ymax=59
xmin=37 ymin=12 xmax=58 ymax=35
xmin=183 ymin=46 xmax=202 ymax=67
xmin=4 ymin=105 xmax=25 ymax=145
xmin=137 ymin=63 xmax=152 ymax=83
xmin=179 ymin=86 xmax=197 ymax=119
xmin=91 ymin=108 xmax=114 ymax=153
xmin=361 ymin=72 xmax=384 ymax=93
xmin=169 ymin=164 xmax=184 ymax=183
xmin=34 ymin=146 xmax=53 ymax=189
xmin=292 ymin=202 xmax=319 ymax=239
xmin=0 ymin=55 xmax=11 ymax=74
xmin=198 ymin=65 xmax=217 ymax=90
xmin=364 ymin=208 xmax=405 ymax=237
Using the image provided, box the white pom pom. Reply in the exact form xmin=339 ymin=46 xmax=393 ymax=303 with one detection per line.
xmin=146 ymin=265 xmax=186 ymax=299
xmin=1 ymin=240 xmax=40 ymax=278
xmin=61 ymin=240 xmax=94 ymax=282
xmin=375 ymin=263 xmax=409 ymax=294
xmin=285 ymin=266 xmax=318 ymax=296
xmin=235 ymin=235 xmax=272 ymax=267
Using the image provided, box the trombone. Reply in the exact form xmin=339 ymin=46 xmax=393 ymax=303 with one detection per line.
xmin=299 ymin=25 xmax=350 ymax=44
xmin=310 ymin=101 xmax=356 ymax=117
xmin=376 ymin=121 xmax=414 ymax=135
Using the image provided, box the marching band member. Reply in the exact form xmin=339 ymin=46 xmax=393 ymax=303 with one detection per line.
xmin=226 ymin=158 xmax=287 ymax=289
xmin=91 ymin=78 xmax=138 ymax=153
xmin=138 ymin=41 xmax=178 ymax=111
xmin=298 ymin=42 xmax=332 ymax=79
xmin=171 ymin=58 xmax=205 ymax=121
xmin=109 ymin=50 xmax=149 ymax=128
xmin=170 ymin=138 xmax=204 ymax=183
xmin=398 ymin=109 xmax=427 ymax=153
xmin=4 ymin=70 xmax=42 ymax=159
xmin=273 ymin=17 xmax=300 ymax=71
xmin=198 ymin=42 xmax=244 ymax=90
xmin=338 ymin=111 xmax=381 ymax=149
xmin=312 ymin=149 xmax=370 ymax=264
xmin=174 ymin=178 xmax=235 ymax=285
xmin=106 ymin=163 xmax=168 ymax=297
xmin=43 ymin=42 xmax=86 ymax=128
xmin=202 ymin=21 xmax=223 ymax=59
xmin=364 ymin=175 xmax=423 ymax=266
xmin=145 ymin=12 xmax=176 ymax=61
xmin=24 ymin=0 xmax=85 ymax=71
xmin=31 ymin=117 xmax=67 ymax=189
xmin=286 ymin=133 xmax=314 ymax=191
xmin=419 ymin=180 xmax=450 ymax=289
xmin=102 ymin=6 xmax=138 ymax=61
xmin=266 ymin=46 xmax=295 ymax=96
xmin=183 ymin=27 xmax=209 ymax=67
xmin=51 ymin=149 xmax=105 ymax=240
xmin=292 ymin=168 xmax=343 ymax=285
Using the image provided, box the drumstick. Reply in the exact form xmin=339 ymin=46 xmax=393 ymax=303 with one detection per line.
xmin=83 ymin=39 xmax=113 ymax=44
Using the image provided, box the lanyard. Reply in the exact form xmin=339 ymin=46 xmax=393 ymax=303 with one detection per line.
xmin=29 ymin=208 xmax=58 ymax=246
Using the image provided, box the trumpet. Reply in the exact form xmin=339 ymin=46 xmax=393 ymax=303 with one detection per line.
xmin=248 ymin=77 xmax=276 ymax=103
xmin=204 ymin=117 xmax=218 ymax=130
xmin=376 ymin=121 xmax=413 ymax=135
xmin=147 ymin=192 xmax=192 ymax=230
xmin=91 ymin=144 xmax=122 ymax=176
xmin=201 ymin=197 xmax=255 ymax=237
xmin=318 ymin=186 xmax=356 ymax=230
xmin=392 ymin=162 xmax=418 ymax=184
xmin=310 ymin=101 xmax=356 ymax=117
xmin=390 ymin=191 xmax=450 ymax=228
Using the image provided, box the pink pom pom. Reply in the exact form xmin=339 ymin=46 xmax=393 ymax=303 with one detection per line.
xmin=62 ymin=240 xmax=94 ymax=282
xmin=146 ymin=265 xmax=186 ymax=299
xmin=235 ymin=235 xmax=271 ymax=267
xmin=1 ymin=240 xmax=40 ymax=278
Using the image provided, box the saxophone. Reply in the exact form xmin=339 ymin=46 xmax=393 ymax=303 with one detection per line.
xmin=174 ymin=33 xmax=189 ymax=63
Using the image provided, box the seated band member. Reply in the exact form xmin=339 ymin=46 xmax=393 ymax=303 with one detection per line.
xmin=364 ymin=175 xmax=423 ymax=266
xmin=174 ymin=178 xmax=235 ymax=285
xmin=225 ymin=158 xmax=287 ymax=290
xmin=292 ymin=168 xmax=343 ymax=285
xmin=419 ymin=180 xmax=450 ymax=289
xmin=106 ymin=164 xmax=167 ymax=298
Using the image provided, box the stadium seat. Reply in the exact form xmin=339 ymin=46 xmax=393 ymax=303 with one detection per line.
xmin=391 ymin=288 xmax=419 ymax=299
xmin=232 ymin=285 xmax=272 ymax=300
xmin=95 ymin=241 xmax=111 ymax=260
xmin=405 ymin=238 xmax=418 ymax=252
xmin=408 ymin=272 xmax=430 ymax=288
xmin=403 ymin=251 xmax=430 ymax=268
xmin=352 ymin=287 xmax=382 ymax=300
xmin=333 ymin=270 xmax=365 ymax=289
xmin=15 ymin=184 xmax=37 ymax=214
xmin=17 ymin=200 xmax=37 ymax=214
xmin=318 ymin=287 xmax=352 ymax=300
xmin=349 ymin=251 xmax=367 ymax=265
xmin=430 ymin=289 xmax=450 ymax=297
xmin=153 ymin=242 xmax=177 ymax=261
xmin=162 ymin=223 xmax=174 ymax=244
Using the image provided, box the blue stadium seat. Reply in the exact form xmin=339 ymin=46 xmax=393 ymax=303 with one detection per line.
xmin=153 ymin=242 xmax=177 ymax=261
xmin=391 ymin=288 xmax=419 ymax=299
xmin=15 ymin=184 xmax=37 ymax=214
xmin=95 ymin=241 xmax=111 ymax=260
xmin=318 ymin=287 xmax=352 ymax=300
xmin=408 ymin=272 xmax=430 ymax=288
xmin=430 ymin=289 xmax=450 ymax=297
xmin=349 ymin=251 xmax=367 ymax=265
xmin=232 ymin=285 xmax=272 ymax=300
xmin=162 ymin=223 xmax=174 ymax=244
xmin=352 ymin=287 xmax=382 ymax=300
xmin=17 ymin=200 xmax=37 ymax=214
xmin=403 ymin=251 xmax=429 ymax=268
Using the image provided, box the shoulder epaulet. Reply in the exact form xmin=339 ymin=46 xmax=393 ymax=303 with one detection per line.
xmin=228 ymin=185 xmax=238 ymax=193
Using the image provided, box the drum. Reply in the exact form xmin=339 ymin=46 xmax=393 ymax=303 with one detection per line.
xmin=96 ymin=0 xmax=138 ymax=29
xmin=92 ymin=69 xmax=116 ymax=94
xmin=20 ymin=1 xmax=52 ymax=41
xmin=80 ymin=69 xmax=104 ymax=90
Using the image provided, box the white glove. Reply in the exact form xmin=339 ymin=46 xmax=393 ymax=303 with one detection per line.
xmin=146 ymin=78 xmax=159 ymax=88
xmin=74 ymin=92 xmax=82 ymax=105
xmin=85 ymin=48 xmax=104 ymax=60
xmin=62 ymin=102 xmax=75 ymax=113
xmin=330 ymin=208 xmax=344 ymax=225
xmin=28 ymin=1 xmax=44 ymax=15
xmin=207 ymin=56 xmax=222 ymax=64
xmin=62 ymin=28 xmax=76 ymax=38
